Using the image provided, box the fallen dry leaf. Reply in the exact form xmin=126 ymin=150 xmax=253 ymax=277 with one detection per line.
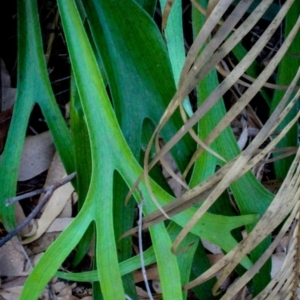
xmin=271 ymin=252 xmax=285 ymax=278
xmin=152 ymin=280 xmax=161 ymax=294
xmin=25 ymin=232 xmax=61 ymax=255
xmin=0 ymin=237 xmax=45 ymax=278
xmin=46 ymin=217 xmax=74 ymax=233
xmin=0 ymin=277 xmax=27 ymax=289
xmin=133 ymin=264 xmax=159 ymax=283
xmin=0 ymin=286 xmax=48 ymax=300
xmin=21 ymin=152 xmax=74 ymax=244
xmin=0 ymin=237 xmax=31 ymax=277
xmin=136 ymin=286 xmax=152 ymax=299
xmin=0 ymin=58 xmax=16 ymax=111
xmin=54 ymin=282 xmax=80 ymax=300
xmin=15 ymin=202 xmax=36 ymax=237
xmin=18 ymin=131 xmax=55 ymax=181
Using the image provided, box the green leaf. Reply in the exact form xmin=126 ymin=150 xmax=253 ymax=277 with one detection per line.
xmin=19 ymin=1 xmax=264 ymax=299
xmin=80 ymin=1 xmax=195 ymax=296
xmin=56 ymin=246 xmax=156 ymax=282
xmin=21 ymin=0 xmax=184 ymax=298
xmin=270 ymin=1 xmax=300 ymax=179
xmin=69 ymin=78 xmax=94 ymax=267
xmin=134 ymin=0 xmax=157 ymax=16
xmin=159 ymin=0 xmax=193 ymax=115
xmin=82 ymin=0 xmax=194 ymax=169
xmin=0 ymin=0 xmax=75 ymax=231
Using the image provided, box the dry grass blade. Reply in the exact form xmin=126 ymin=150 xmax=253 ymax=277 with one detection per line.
xmin=141 ymin=0 xmax=291 ymax=190
xmin=161 ymin=0 xmax=175 ymax=32
xmin=200 ymin=16 xmax=300 ymax=150
xmin=141 ymin=0 xmax=238 ymax=178
xmin=258 ymin=148 xmax=298 ymax=166
xmin=220 ymin=201 xmax=300 ymax=300
xmin=219 ymin=150 xmax=300 ymax=299
xmin=179 ymin=0 xmax=234 ymax=85
xmin=124 ymin=100 xmax=299 ymax=237
xmin=190 ymin=0 xmax=225 ymax=26
xmin=126 ymin=0 xmax=267 ymax=206
xmin=184 ymin=31 xmax=300 ymax=178
xmin=124 ymin=94 xmax=299 ymax=237
xmin=157 ymin=152 xmax=190 ymax=191
xmin=154 ymin=137 xmax=190 ymax=191
xmin=188 ymin=0 xmax=276 ymax=87
xmin=181 ymin=0 xmax=257 ymax=92
xmin=172 ymin=63 xmax=300 ymax=252
xmin=221 ymin=61 xmax=300 ymax=92
xmin=124 ymin=0 xmax=300 ymax=298
xmin=172 ymin=110 xmax=300 ymax=252
xmin=182 ymin=146 xmax=300 ymax=295
xmin=253 ymin=216 xmax=300 ymax=300
xmin=121 ymin=186 xmax=214 ymax=238
xmin=180 ymin=0 xmax=278 ymax=97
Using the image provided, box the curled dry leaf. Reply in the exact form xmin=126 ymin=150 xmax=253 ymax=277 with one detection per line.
xmin=46 ymin=217 xmax=74 ymax=233
xmin=22 ymin=152 xmax=74 ymax=244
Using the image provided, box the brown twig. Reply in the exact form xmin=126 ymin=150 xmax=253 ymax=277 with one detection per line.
xmin=0 ymin=172 xmax=76 ymax=247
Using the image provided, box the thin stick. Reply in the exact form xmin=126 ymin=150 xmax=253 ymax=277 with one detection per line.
xmin=18 ymin=237 xmax=34 ymax=269
xmin=6 ymin=172 xmax=76 ymax=206
xmin=6 ymin=188 xmax=47 ymax=205
xmin=0 ymin=172 xmax=76 ymax=247
xmin=138 ymin=200 xmax=154 ymax=300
